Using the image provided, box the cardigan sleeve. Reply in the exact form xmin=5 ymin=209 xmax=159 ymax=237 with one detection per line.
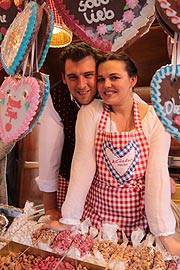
xmin=144 ymin=106 xmax=176 ymax=236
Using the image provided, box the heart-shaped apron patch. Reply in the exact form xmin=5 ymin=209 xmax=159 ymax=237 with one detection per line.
xmin=54 ymin=0 xmax=155 ymax=52
xmin=0 ymin=75 xmax=41 ymax=143
xmin=151 ymin=64 xmax=180 ymax=142
xmin=102 ymin=140 xmax=139 ymax=183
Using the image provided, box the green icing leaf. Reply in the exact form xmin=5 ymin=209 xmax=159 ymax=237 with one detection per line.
xmin=0 ymin=98 xmax=5 ymax=105
xmin=25 ymin=102 xmax=30 ymax=111
xmin=124 ymin=5 xmax=129 ymax=10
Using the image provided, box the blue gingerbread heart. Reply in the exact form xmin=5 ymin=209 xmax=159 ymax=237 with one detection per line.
xmin=151 ymin=64 xmax=180 ymax=142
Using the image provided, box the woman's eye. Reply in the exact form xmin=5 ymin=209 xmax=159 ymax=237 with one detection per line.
xmin=111 ymin=76 xmax=119 ymax=80
xmin=97 ymin=78 xmax=104 ymax=83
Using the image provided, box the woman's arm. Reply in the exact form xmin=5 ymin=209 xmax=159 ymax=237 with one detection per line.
xmin=144 ymin=107 xmax=180 ymax=255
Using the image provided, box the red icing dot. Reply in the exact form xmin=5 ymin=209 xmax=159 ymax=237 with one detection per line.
xmin=5 ymin=122 xmax=12 ymax=132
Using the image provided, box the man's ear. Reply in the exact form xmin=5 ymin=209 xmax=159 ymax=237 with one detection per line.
xmin=62 ymin=73 xmax=66 ymax=84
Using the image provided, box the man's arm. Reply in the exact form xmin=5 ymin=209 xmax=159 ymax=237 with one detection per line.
xmin=36 ymin=95 xmax=64 ymax=219
xmin=42 ymin=191 xmax=60 ymax=220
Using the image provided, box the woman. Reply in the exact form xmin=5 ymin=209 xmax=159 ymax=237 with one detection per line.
xmin=43 ymin=52 xmax=180 ymax=255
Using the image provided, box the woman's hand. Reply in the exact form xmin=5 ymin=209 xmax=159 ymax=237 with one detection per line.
xmin=41 ymin=220 xmax=73 ymax=232
xmin=159 ymin=234 xmax=180 ymax=256
xmin=170 ymin=177 xmax=176 ymax=195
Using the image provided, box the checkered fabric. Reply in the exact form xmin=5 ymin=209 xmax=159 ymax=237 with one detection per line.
xmin=46 ymin=0 xmax=63 ymax=25
xmin=57 ymin=175 xmax=69 ymax=211
xmin=82 ymin=101 xmax=150 ymax=239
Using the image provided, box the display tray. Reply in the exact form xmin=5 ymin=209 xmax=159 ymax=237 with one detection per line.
xmin=0 ymin=204 xmax=22 ymax=224
xmin=0 ymin=241 xmax=105 ymax=270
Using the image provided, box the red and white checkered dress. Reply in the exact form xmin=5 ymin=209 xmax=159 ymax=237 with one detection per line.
xmin=57 ymin=176 xmax=69 ymax=210
xmin=82 ymin=101 xmax=150 ymax=238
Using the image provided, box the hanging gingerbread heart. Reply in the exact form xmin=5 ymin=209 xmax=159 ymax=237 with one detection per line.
xmin=54 ymin=0 xmax=155 ymax=52
xmin=155 ymin=0 xmax=180 ymax=35
xmin=37 ymin=4 xmax=54 ymax=70
xmin=150 ymin=64 xmax=180 ymax=142
xmin=0 ymin=75 xmax=45 ymax=143
xmin=155 ymin=7 xmax=174 ymax=38
xmin=1 ymin=1 xmax=43 ymax=75
xmin=20 ymin=72 xmax=50 ymax=139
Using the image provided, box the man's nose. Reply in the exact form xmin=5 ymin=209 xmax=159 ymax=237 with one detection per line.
xmin=77 ymin=76 xmax=87 ymax=89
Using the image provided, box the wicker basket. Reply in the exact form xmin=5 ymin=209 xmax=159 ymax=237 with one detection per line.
xmin=172 ymin=184 xmax=180 ymax=204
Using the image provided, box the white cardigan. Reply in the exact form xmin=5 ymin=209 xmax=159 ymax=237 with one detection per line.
xmin=61 ymin=98 xmax=175 ymax=238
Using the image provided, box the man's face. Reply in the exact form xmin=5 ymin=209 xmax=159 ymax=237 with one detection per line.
xmin=62 ymin=55 xmax=97 ymax=105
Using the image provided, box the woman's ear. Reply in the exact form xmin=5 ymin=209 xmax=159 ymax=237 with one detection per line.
xmin=130 ymin=76 xmax=138 ymax=88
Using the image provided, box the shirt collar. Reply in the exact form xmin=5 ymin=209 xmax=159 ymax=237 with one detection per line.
xmin=70 ymin=94 xmax=81 ymax=109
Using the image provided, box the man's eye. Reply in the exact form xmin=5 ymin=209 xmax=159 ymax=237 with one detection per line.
xmin=68 ymin=76 xmax=77 ymax=81
xmin=85 ymin=73 xmax=95 ymax=78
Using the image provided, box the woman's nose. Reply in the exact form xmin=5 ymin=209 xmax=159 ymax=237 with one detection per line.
xmin=104 ymin=78 xmax=111 ymax=88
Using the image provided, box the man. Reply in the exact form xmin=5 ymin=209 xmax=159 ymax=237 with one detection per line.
xmin=36 ymin=42 xmax=101 ymax=220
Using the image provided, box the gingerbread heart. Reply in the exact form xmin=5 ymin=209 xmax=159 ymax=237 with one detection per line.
xmin=0 ymin=75 xmax=41 ymax=143
xmin=20 ymin=72 xmax=50 ymax=139
xmin=54 ymin=0 xmax=155 ymax=52
xmin=151 ymin=64 xmax=180 ymax=142
xmin=155 ymin=0 xmax=180 ymax=34
xmin=1 ymin=1 xmax=43 ymax=75
xmin=102 ymin=140 xmax=139 ymax=184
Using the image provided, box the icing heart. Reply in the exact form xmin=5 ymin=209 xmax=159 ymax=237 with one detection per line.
xmin=151 ymin=64 xmax=180 ymax=142
xmin=0 ymin=27 xmax=7 ymax=37
xmin=54 ymin=0 xmax=155 ymax=52
xmin=0 ymin=0 xmax=11 ymax=10
xmin=102 ymin=140 xmax=139 ymax=184
xmin=0 ymin=75 xmax=41 ymax=143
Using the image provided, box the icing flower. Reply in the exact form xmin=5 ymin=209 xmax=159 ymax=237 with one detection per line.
xmin=113 ymin=20 xmax=124 ymax=32
xmin=97 ymin=23 xmax=107 ymax=35
xmin=123 ymin=10 xmax=135 ymax=24
xmin=126 ymin=0 xmax=139 ymax=9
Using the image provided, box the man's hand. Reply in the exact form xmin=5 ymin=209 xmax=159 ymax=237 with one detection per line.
xmin=45 ymin=208 xmax=61 ymax=221
xmin=41 ymin=220 xmax=73 ymax=232
xmin=42 ymin=191 xmax=60 ymax=220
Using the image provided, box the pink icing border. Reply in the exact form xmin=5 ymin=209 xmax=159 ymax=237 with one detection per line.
xmin=0 ymin=76 xmax=40 ymax=142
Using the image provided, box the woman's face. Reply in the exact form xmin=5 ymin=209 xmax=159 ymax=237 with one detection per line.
xmin=97 ymin=60 xmax=137 ymax=106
